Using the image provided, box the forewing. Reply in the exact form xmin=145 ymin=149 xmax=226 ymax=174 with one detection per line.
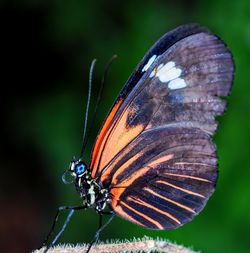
xmin=91 ymin=24 xmax=233 ymax=179
xmin=90 ymin=24 xmax=213 ymax=178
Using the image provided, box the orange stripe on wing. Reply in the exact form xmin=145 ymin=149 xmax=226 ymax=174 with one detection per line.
xmin=101 ymin=152 xmax=142 ymax=184
xmin=110 ymin=166 xmax=151 ymax=207
xmin=127 ymin=196 xmax=181 ymax=225
xmin=147 ymin=154 xmax=174 ymax=167
xmin=98 ymin=109 xmax=144 ymax=172
xmin=174 ymin=162 xmax=214 ymax=166
xmin=143 ymin=187 xmax=195 ymax=213
xmin=156 ymin=180 xmax=206 ymax=198
xmin=106 ymin=154 xmax=173 ymax=189
xmin=164 ymin=173 xmax=212 ymax=183
xmin=90 ymin=99 xmax=123 ymax=178
xmin=101 ymin=142 xmax=173 ymax=185
xmin=99 ymin=143 xmax=136 ymax=183
xmin=112 ymin=202 xmax=145 ymax=227
xmin=118 ymin=200 xmax=163 ymax=229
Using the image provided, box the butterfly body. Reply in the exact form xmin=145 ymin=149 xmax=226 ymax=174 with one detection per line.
xmin=69 ymin=159 xmax=110 ymax=211
xmin=68 ymin=24 xmax=234 ymax=230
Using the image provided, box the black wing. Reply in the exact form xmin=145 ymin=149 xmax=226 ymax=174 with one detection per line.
xmin=91 ymin=24 xmax=234 ymax=229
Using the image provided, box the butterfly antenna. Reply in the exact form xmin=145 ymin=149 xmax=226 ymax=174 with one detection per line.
xmin=80 ymin=59 xmax=97 ymax=159
xmin=81 ymin=55 xmax=118 ymax=155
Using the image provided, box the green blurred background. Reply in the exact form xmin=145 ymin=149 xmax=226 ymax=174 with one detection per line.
xmin=1 ymin=0 xmax=250 ymax=252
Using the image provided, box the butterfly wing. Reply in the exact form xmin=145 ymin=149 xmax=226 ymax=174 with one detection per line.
xmin=90 ymin=24 xmax=210 ymax=178
xmin=90 ymin=24 xmax=234 ymax=229
xmin=109 ymin=127 xmax=217 ymax=229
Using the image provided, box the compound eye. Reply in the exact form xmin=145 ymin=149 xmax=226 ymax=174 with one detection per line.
xmin=74 ymin=162 xmax=87 ymax=176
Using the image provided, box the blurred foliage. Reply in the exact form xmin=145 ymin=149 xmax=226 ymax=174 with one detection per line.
xmin=1 ymin=0 xmax=250 ymax=253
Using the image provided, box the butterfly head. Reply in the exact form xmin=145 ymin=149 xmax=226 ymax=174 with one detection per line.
xmin=61 ymin=158 xmax=88 ymax=185
xmin=70 ymin=159 xmax=87 ymax=177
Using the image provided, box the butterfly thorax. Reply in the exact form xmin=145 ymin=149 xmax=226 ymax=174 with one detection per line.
xmin=69 ymin=159 xmax=110 ymax=212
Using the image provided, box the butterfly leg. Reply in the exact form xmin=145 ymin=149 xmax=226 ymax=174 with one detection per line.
xmin=86 ymin=213 xmax=115 ymax=253
xmin=41 ymin=205 xmax=87 ymax=252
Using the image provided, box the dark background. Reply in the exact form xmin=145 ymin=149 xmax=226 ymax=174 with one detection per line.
xmin=1 ymin=1 xmax=250 ymax=253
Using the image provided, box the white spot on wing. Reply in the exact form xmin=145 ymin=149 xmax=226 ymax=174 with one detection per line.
xmin=150 ymin=61 xmax=187 ymax=90
xmin=142 ymin=55 xmax=157 ymax=72
xmin=159 ymin=61 xmax=175 ymax=72
xmin=156 ymin=61 xmax=181 ymax=82
xmin=168 ymin=78 xmax=186 ymax=89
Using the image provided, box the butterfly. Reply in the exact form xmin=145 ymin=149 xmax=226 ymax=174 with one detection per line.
xmin=43 ymin=23 xmax=234 ymax=251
